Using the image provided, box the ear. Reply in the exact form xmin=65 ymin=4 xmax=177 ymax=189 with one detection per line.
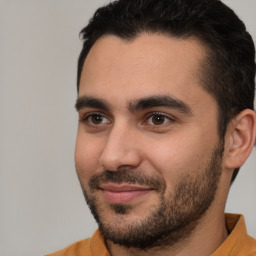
xmin=224 ymin=109 xmax=256 ymax=169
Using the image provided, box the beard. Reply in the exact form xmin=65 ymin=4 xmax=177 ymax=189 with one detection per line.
xmin=78 ymin=141 xmax=224 ymax=250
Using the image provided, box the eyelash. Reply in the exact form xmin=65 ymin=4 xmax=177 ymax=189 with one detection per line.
xmin=81 ymin=112 xmax=111 ymax=126
xmin=144 ymin=112 xmax=175 ymax=126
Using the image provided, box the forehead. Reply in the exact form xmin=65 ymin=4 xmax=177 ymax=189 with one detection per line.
xmin=79 ymin=33 xmax=215 ymax=111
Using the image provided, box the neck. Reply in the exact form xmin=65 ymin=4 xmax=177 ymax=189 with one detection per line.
xmin=106 ymin=211 xmax=228 ymax=256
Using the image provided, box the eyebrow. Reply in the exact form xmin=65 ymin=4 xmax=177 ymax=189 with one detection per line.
xmin=75 ymin=95 xmax=192 ymax=115
xmin=75 ymin=96 xmax=110 ymax=112
xmin=128 ymin=95 xmax=192 ymax=114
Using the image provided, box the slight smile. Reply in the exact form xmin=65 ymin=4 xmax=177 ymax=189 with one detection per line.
xmin=100 ymin=184 xmax=154 ymax=204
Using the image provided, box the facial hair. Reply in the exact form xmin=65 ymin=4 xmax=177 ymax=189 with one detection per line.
xmin=79 ymin=141 xmax=224 ymax=250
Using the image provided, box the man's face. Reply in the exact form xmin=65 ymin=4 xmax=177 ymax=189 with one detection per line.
xmin=75 ymin=34 xmax=224 ymax=249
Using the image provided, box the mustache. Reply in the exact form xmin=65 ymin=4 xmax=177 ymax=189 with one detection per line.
xmin=89 ymin=170 xmax=166 ymax=192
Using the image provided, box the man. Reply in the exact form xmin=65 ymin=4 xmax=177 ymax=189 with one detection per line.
xmin=46 ymin=0 xmax=256 ymax=255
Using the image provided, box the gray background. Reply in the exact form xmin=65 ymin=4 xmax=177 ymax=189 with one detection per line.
xmin=0 ymin=1 xmax=255 ymax=256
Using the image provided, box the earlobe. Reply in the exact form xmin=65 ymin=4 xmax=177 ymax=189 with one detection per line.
xmin=224 ymin=109 xmax=256 ymax=170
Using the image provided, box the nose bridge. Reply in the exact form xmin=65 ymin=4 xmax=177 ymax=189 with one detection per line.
xmin=99 ymin=121 xmax=141 ymax=171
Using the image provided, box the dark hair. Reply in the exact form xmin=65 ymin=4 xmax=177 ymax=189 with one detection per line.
xmin=77 ymin=0 xmax=255 ymax=183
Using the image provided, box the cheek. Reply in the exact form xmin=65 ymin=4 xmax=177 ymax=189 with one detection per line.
xmin=75 ymin=132 xmax=103 ymax=181
xmin=146 ymin=133 xmax=216 ymax=185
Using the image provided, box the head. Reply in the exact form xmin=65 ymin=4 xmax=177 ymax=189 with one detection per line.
xmin=77 ymin=0 xmax=255 ymax=183
xmin=75 ymin=0 xmax=256 ymax=251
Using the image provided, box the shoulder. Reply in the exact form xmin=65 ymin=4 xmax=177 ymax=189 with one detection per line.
xmin=45 ymin=230 xmax=109 ymax=256
xmin=212 ymin=214 xmax=256 ymax=256
xmin=227 ymin=214 xmax=256 ymax=254
xmin=239 ymin=235 xmax=256 ymax=255
xmin=45 ymin=238 xmax=91 ymax=256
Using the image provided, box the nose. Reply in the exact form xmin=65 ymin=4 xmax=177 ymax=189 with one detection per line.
xmin=99 ymin=123 xmax=142 ymax=171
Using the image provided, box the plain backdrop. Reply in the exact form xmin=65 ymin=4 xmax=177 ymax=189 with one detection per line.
xmin=0 ymin=1 xmax=255 ymax=255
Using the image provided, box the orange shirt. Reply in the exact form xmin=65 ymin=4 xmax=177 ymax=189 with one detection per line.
xmin=212 ymin=214 xmax=256 ymax=256
xmin=45 ymin=214 xmax=256 ymax=256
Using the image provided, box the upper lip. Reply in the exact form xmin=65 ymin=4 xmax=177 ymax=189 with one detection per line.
xmin=99 ymin=183 xmax=152 ymax=192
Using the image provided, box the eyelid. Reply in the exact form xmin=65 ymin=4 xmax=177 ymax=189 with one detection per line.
xmin=143 ymin=111 xmax=176 ymax=125
xmin=81 ymin=111 xmax=102 ymax=119
xmin=80 ymin=111 xmax=111 ymax=125
xmin=146 ymin=111 xmax=176 ymax=120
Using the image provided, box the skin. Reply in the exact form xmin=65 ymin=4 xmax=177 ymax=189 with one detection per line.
xmin=75 ymin=33 xmax=256 ymax=256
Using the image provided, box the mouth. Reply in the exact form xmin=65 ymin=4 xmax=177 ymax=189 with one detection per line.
xmin=99 ymin=183 xmax=154 ymax=204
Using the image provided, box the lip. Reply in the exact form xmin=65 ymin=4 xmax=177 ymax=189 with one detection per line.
xmin=100 ymin=183 xmax=153 ymax=204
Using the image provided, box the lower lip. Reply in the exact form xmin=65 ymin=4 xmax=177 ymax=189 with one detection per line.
xmin=102 ymin=190 xmax=151 ymax=204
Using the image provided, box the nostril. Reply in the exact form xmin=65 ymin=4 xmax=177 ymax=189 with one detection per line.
xmin=98 ymin=126 xmax=142 ymax=171
xmin=99 ymin=146 xmax=142 ymax=172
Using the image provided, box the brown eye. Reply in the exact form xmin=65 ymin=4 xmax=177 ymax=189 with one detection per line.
xmin=84 ymin=113 xmax=110 ymax=125
xmin=147 ymin=113 xmax=173 ymax=126
xmin=90 ymin=114 xmax=104 ymax=124
xmin=151 ymin=115 xmax=166 ymax=125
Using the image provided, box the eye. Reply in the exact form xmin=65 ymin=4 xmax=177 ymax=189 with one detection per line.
xmin=146 ymin=113 xmax=174 ymax=126
xmin=83 ymin=113 xmax=110 ymax=126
